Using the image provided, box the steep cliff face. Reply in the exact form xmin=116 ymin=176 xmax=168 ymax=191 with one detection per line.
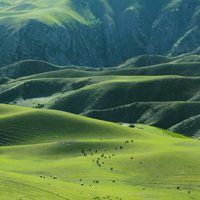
xmin=0 ymin=0 xmax=200 ymax=67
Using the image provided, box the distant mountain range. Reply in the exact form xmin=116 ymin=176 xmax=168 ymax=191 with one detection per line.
xmin=1 ymin=0 xmax=200 ymax=67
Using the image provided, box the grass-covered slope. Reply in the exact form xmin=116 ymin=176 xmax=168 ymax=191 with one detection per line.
xmin=85 ymin=102 xmax=200 ymax=137
xmin=49 ymin=76 xmax=200 ymax=112
xmin=0 ymin=60 xmax=60 ymax=79
xmin=0 ymin=104 xmax=136 ymax=145
xmin=0 ymin=104 xmax=200 ymax=199
xmin=20 ymin=60 xmax=200 ymax=78
xmin=1 ymin=56 xmax=200 ymax=136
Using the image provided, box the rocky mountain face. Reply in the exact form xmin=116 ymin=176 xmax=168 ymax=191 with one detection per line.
xmin=0 ymin=0 xmax=200 ymax=67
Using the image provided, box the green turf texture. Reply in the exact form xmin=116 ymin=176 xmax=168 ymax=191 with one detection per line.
xmin=0 ymin=104 xmax=200 ymax=199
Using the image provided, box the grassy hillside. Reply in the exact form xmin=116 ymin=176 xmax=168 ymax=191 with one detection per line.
xmin=119 ymin=55 xmax=174 ymax=68
xmin=119 ymin=54 xmax=200 ymax=68
xmin=20 ymin=61 xmax=200 ymax=78
xmin=0 ymin=60 xmax=60 ymax=79
xmin=49 ymin=76 xmax=200 ymax=111
xmin=1 ymin=56 xmax=200 ymax=136
xmin=85 ymin=102 xmax=200 ymax=137
xmin=0 ymin=104 xmax=200 ymax=199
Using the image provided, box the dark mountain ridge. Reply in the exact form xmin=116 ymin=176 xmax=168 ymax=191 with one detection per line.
xmin=0 ymin=0 xmax=200 ymax=67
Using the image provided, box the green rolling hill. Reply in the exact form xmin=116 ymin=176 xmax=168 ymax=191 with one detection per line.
xmin=0 ymin=60 xmax=60 ymax=79
xmin=0 ymin=56 xmax=200 ymax=136
xmin=84 ymin=102 xmax=200 ymax=137
xmin=0 ymin=104 xmax=200 ymax=199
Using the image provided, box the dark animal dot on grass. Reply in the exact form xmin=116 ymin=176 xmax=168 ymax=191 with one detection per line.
xmin=96 ymin=180 xmax=99 ymax=183
xmin=81 ymin=150 xmax=84 ymax=153
xmin=112 ymin=180 xmax=115 ymax=183
xmin=81 ymin=184 xmax=84 ymax=186
xmin=131 ymin=157 xmax=133 ymax=160
xmin=115 ymin=147 xmax=117 ymax=150
xmin=177 ymin=186 xmax=180 ymax=190
xmin=129 ymin=124 xmax=135 ymax=128
xmin=112 ymin=154 xmax=115 ymax=156
xmin=111 ymin=168 xmax=113 ymax=171
xmin=79 ymin=179 xmax=82 ymax=181
xmin=120 ymin=146 xmax=123 ymax=150
xmin=188 ymin=191 xmax=190 ymax=194
xmin=131 ymin=140 xmax=134 ymax=143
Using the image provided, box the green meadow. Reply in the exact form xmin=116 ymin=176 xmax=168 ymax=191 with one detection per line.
xmin=0 ymin=104 xmax=200 ymax=199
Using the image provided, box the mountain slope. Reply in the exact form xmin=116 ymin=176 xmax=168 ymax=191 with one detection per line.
xmin=0 ymin=104 xmax=136 ymax=145
xmin=1 ymin=54 xmax=200 ymax=137
xmin=1 ymin=0 xmax=200 ymax=67
xmin=0 ymin=60 xmax=60 ymax=79
xmin=0 ymin=70 xmax=200 ymax=136
xmin=0 ymin=104 xmax=200 ymax=199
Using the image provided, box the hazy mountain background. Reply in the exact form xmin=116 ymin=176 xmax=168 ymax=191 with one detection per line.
xmin=0 ymin=0 xmax=200 ymax=67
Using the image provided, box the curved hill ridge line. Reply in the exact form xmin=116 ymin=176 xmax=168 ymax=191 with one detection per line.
xmin=0 ymin=104 xmax=143 ymax=145
xmin=1 ymin=54 xmax=200 ymax=80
